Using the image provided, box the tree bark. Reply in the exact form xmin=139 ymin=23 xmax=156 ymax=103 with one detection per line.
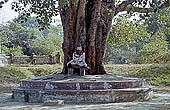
xmin=60 ymin=0 xmax=116 ymax=75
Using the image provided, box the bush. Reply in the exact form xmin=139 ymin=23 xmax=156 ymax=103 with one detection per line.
xmin=1 ymin=45 xmax=24 ymax=56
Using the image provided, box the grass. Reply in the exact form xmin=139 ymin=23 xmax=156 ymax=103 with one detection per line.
xmin=105 ymin=64 xmax=170 ymax=86
xmin=12 ymin=64 xmax=62 ymax=77
xmin=104 ymin=64 xmax=151 ymax=75
xmin=0 ymin=64 xmax=62 ymax=87
xmin=0 ymin=64 xmax=170 ymax=87
xmin=0 ymin=66 xmax=32 ymax=86
xmin=26 ymin=64 xmax=62 ymax=77
xmin=126 ymin=64 xmax=170 ymax=86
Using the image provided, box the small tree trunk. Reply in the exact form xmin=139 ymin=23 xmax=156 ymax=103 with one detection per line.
xmin=60 ymin=0 xmax=116 ymax=75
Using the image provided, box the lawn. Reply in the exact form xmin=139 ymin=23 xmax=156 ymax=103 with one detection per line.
xmin=0 ymin=64 xmax=170 ymax=87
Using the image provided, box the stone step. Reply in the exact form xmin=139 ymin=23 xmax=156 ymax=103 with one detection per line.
xmin=12 ymin=86 xmax=153 ymax=103
xmin=12 ymin=74 xmax=153 ymax=104
xmin=20 ymin=80 xmax=145 ymax=90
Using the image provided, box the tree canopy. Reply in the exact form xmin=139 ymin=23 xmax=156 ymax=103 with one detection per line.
xmin=0 ymin=0 xmax=169 ymax=29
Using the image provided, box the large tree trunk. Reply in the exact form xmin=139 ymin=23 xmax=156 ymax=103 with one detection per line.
xmin=60 ymin=0 xmax=116 ymax=75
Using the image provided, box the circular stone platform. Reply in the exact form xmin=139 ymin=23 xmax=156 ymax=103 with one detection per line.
xmin=12 ymin=74 xmax=153 ymax=104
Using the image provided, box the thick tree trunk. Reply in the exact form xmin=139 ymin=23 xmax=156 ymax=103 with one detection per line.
xmin=60 ymin=0 xmax=116 ymax=75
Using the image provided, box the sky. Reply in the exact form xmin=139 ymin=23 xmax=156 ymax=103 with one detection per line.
xmin=0 ymin=0 xmax=61 ymax=25
xmin=0 ymin=0 xmax=18 ymax=24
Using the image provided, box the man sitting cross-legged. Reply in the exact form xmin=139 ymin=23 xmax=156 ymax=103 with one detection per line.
xmin=67 ymin=46 xmax=88 ymax=76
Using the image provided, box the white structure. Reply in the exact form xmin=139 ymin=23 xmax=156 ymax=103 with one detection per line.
xmin=0 ymin=44 xmax=4 ymax=66
xmin=0 ymin=55 xmax=5 ymax=66
xmin=0 ymin=41 xmax=7 ymax=66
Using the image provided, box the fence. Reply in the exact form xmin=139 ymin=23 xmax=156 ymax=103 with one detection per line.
xmin=7 ymin=53 xmax=61 ymax=65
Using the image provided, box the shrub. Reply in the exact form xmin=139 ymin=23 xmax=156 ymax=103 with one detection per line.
xmin=1 ymin=45 xmax=24 ymax=56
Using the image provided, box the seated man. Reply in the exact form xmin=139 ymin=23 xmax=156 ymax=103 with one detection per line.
xmin=67 ymin=46 xmax=87 ymax=76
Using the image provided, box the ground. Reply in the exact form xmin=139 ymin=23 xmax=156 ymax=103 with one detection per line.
xmin=0 ymin=64 xmax=170 ymax=109
xmin=0 ymin=91 xmax=170 ymax=110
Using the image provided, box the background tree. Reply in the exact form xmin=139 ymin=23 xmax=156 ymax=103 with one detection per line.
xmin=0 ymin=22 xmax=39 ymax=55
xmin=145 ymin=8 xmax=170 ymax=48
xmin=106 ymin=8 xmax=170 ymax=64
xmin=5 ymin=0 xmax=170 ymax=75
xmin=1 ymin=45 xmax=24 ymax=56
xmin=29 ymin=27 xmax=63 ymax=56
xmin=0 ymin=19 xmax=63 ymax=57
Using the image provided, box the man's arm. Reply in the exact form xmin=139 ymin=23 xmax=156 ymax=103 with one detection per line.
xmin=72 ymin=53 xmax=75 ymax=60
xmin=82 ymin=53 xmax=86 ymax=63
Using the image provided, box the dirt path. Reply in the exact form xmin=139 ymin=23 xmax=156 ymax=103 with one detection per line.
xmin=0 ymin=91 xmax=170 ymax=110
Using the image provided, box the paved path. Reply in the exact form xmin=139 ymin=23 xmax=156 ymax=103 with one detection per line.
xmin=0 ymin=91 xmax=170 ymax=110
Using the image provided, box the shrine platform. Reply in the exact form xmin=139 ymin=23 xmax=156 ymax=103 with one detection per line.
xmin=12 ymin=74 xmax=153 ymax=104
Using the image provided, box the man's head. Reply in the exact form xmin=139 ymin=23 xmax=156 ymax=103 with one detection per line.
xmin=76 ymin=46 xmax=83 ymax=55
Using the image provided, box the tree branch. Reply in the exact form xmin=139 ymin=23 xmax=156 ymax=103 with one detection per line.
xmin=124 ymin=3 xmax=170 ymax=13
xmin=115 ymin=0 xmax=170 ymax=14
xmin=115 ymin=0 xmax=136 ymax=14
xmin=123 ymin=6 xmax=154 ymax=13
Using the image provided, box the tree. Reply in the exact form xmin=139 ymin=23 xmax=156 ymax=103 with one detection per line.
xmin=0 ymin=22 xmax=39 ymax=55
xmin=137 ymin=32 xmax=168 ymax=63
xmin=108 ymin=14 xmax=150 ymax=47
xmin=145 ymin=7 xmax=170 ymax=48
xmin=7 ymin=0 xmax=170 ymax=75
xmin=29 ymin=30 xmax=63 ymax=56
xmin=107 ymin=13 xmax=170 ymax=64
xmin=1 ymin=45 xmax=24 ymax=56
xmin=105 ymin=15 xmax=150 ymax=64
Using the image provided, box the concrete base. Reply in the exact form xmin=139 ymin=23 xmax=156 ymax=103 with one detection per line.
xmin=42 ymin=100 xmax=64 ymax=106
xmin=12 ymin=74 xmax=153 ymax=104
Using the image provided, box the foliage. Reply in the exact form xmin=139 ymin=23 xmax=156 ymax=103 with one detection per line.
xmin=106 ymin=12 xmax=170 ymax=64
xmin=28 ymin=25 xmax=63 ymax=61
xmin=0 ymin=20 xmax=63 ymax=58
xmin=137 ymin=32 xmax=168 ymax=63
xmin=1 ymin=45 xmax=24 ymax=56
xmin=108 ymin=15 xmax=150 ymax=47
xmin=104 ymin=44 xmax=137 ymax=64
xmin=18 ymin=17 xmax=39 ymax=29
xmin=153 ymin=51 xmax=170 ymax=63
xmin=0 ymin=0 xmax=8 ymax=8
xmin=7 ymin=0 xmax=167 ymax=29
xmin=146 ymin=8 xmax=170 ymax=44
xmin=0 ymin=22 xmax=39 ymax=55
xmin=11 ymin=0 xmax=59 ymax=30
xmin=137 ymin=7 xmax=170 ymax=63
xmin=106 ymin=16 xmax=150 ymax=64
xmin=29 ymin=32 xmax=63 ymax=56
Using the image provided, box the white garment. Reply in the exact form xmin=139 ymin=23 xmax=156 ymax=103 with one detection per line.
xmin=67 ymin=52 xmax=87 ymax=67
